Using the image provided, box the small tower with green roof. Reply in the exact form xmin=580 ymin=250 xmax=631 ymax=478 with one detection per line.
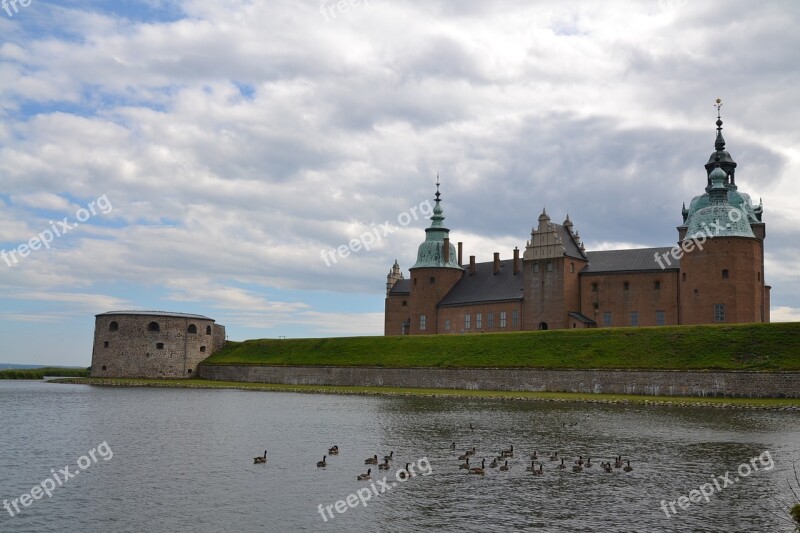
xmin=407 ymin=178 xmax=464 ymax=334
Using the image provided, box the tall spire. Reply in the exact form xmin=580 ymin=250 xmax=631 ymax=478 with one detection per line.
xmin=714 ymin=97 xmax=726 ymax=151
xmin=705 ymin=97 xmax=737 ymax=190
xmin=410 ymin=177 xmax=461 ymax=269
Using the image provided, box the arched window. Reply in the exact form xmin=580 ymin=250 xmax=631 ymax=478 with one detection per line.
xmin=206 ymin=326 xmax=212 ymax=335
xmin=148 ymin=322 xmax=160 ymax=332
xmin=200 ymin=346 xmax=206 ymax=353
xmin=109 ymin=321 xmax=119 ymax=332
xmin=188 ymin=324 xmax=197 ymax=334
xmin=156 ymin=343 xmax=164 ymax=350
xmin=101 ymin=365 xmax=107 ymax=371
xmin=722 ymin=269 xmax=729 ymax=279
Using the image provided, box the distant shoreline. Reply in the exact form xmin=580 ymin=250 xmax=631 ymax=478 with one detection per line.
xmin=52 ymin=378 xmax=800 ymax=410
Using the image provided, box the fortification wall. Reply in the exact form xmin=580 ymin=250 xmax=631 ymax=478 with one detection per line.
xmin=198 ymin=364 xmax=800 ymax=399
xmin=91 ymin=314 xmax=221 ymax=378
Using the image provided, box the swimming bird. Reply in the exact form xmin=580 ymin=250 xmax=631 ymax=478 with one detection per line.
xmin=328 ymin=445 xmax=339 ymax=455
xmin=526 ymin=460 xmax=537 ymax=472
xmin=532 ymin=463 xmax=544 ymax=476
xmin=602 ymin=462 xmax=613 ymax=473
xmin=398 ymin=463 xmax=412 ymax=479
xmin=490 ymin=458 xmax=498 ymax=468
xmin=530 ymin=451 xmax=538 ymax=460
xmin=470 ymin=423 xmax=475 ymax=431
xmin=470 ymin=459 xmax=485 ymax=475
xmin=572 ymin=462 xmax=582 ymax=473
xmin=459 ymin=458 xmax=471 ymax=470
xmin=365 ymin=455 xmax=378 ymax=465
xmin=549 ymin=451 xmax=558 ymax=461
xmin=585 ymin=457 xmax=592 ymax=468
xmin=557 ymin=458 xmax=566 ymax=470
xmin=253 ymin=450 xmax=267 ymax=464
xmin=499 ymin=460 xmax=509 ymax=471
xmin=317 ymin=456 xmax=327 ymax=468
xmin=576 ymin=456 xmax=584 ymax=466
xmin=501 ymin=445 xmax=514 ymax=457
xmin=614 ymin=456 xmax=623 ymax=469
xmin=458 ymin=452 xmax=471 ymax=461
xmin=450 ymin=442 xmax=456 ymax=450
xmin=623 ymin=460 xmax=633 ymax=472
xmin=378 ymin=460 xmax=390 ymax=470
xmin=357 ymin=468 xmax=371 ymax=481
xmin=465 ymin=447 xmax=476 ymax=457
xmin=384 ymin=451 xmax=394 ymax=462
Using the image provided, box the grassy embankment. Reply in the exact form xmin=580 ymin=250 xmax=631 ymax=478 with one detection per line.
xmin=52 ymin=377 xmax=800 ymax=408
xmin=202 ymin=322 xmax=800 ymax=370
xmin=0 ymin=367 xmax=90 ymax=379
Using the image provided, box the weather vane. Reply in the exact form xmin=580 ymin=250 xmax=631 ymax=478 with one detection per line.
xmin=715 ymin=97 xmax=722 ymax=117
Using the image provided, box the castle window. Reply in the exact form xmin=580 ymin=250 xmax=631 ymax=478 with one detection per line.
xmin=156 ymin=343 xmax=164 ymax=350
xmin=402 ymin=300 xmax=408 ymax=307
xmin=546 ymin=261 xmax=553 ymax=272
xmin=487 ymin=312 xmax=494 ymax=328
xmin=499 ymin=312 xmax=507 ymax=328
xmin=101 ymin=365 xmax=107 ymax=371
xmin=694 ymin=288 xmax=699 ymax=295
xmin=570 ymin=262 xmax=575 ymax=273
xmin=623 ymin=281 xmax=629 ymax=291
xmin=188 ymin=324 xmax=197 ymax=334
xmin=414 ymin=278 xmax=417 ymax=286
xmin=206 ymin=326 xmax=212 ymax=335
xmin=104 ymin=341 xmax=109 ymax=348
xmin=630 ymin=311 xmax=638 ymax=326
xmin=603 ymin=312 xmax=612 ymax=327
xmin=533 ymin=263 xmax=539 ymax=273
xmin=656 ymin=310 xmax=665 ymax=326
xmin=654 ymin=281 xmax=662 ymax=290
xmin=109 ymin=321 xmax=119 ymax=332
xmin=148 ymin=322 xmax=160 ymax=332
xmin=445 ymin=319 xmax=451 ymax=331
xmin=714 ymin=304 xmax=726 ymax=322
xmin=465 ymin=314 xmax=471 ymax=329
xmin=722 ymin=269 xmax=729 ymax=279
xmin=682 ymin=273 xmax=686 ymax=282
xmin=591 ymin=283 xmax=598 ymax=292
xmin=757 ymin=272 xmax=761 ymax=281
xmin=475 ymin=313 xmax=482 ymax=329
xmin=187 ymin=369 xmax=192 ymax=374
xmin=200 ymin=346 xmax=206 ymax=353
xmin=429 ymin=276 xmax=435 ymax=284
xmin=512 ymin=310 xmax=519 ymax=327
xmin=419 ymin=315 xmax=426 ymax=331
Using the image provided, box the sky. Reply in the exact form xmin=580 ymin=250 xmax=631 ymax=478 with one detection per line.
xmin=1 ymin=0 xmax=798 ymax=366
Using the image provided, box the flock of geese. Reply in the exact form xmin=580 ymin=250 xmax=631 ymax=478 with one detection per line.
xmin=451 ymin=443 xmax=633 ymax=476
xmin=256 ymin=445 xmax=413 ymax=481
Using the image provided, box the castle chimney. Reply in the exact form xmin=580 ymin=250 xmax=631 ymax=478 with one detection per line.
xmin=443 ymin=237 xmax=450 ymax=263
xmin=457 ymin=241 xmax=463 ymax=266
xmin=513 ymin=247 xmax=520 ymax=275
xmin=493 ymin=252 xmax=500 ymax=274
xmin=469 ymin=255 xmax=476 ymax=275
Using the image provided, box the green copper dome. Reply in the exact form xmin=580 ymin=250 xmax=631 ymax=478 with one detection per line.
xmin=684 ymin=162 xmax=755 ymax=240
xmin=410 ymin=182 xmax=463 ymax=270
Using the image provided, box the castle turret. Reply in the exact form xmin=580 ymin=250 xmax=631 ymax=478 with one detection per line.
xmin=407 ymin=178 xmax=464 ymax=334
xmin=386 ymin=259 xmax=404 ymax=295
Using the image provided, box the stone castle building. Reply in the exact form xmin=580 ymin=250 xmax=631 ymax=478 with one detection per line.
xmin=91 ymin=311 xmax=226 ymax=378
xmin=385 ymin=109 xmax=770 ymax=335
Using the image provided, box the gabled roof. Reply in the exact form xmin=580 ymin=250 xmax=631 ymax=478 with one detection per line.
xmin=389 ymin=279 xmax=411 ymax=294
xmin=437 ymin=260 xmax=522 ymax=307
xmin=582 ymin=247 xmax=678 ymax=274
xmin=557 ymin=224 xmax=587 ymax=260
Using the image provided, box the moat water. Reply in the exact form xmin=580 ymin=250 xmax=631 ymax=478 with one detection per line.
xmin=1 ymin=380 xmax=799 ymax=532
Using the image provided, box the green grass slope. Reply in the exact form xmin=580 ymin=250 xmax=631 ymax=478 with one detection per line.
xmin=202 ymin=322 xmax=800 ymax=371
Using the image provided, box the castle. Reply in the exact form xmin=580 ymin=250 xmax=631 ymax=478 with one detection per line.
xmin=90 ymin=311 xmax=226 ymax=378
xmin=385 ymin=106 xmax=770 ymax=335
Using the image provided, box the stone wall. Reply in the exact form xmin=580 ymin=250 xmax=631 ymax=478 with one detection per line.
xmin=198 ymin=364 xmax=800 ymax=398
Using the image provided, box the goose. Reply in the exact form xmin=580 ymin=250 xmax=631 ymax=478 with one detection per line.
xmin=501 ymin=445 xmax=514 ymax=457
xmin=603 ymin=462 xmax=613 ymax=473
xmin=526 ymin=460 xmax=537 ymax=472
xmin=549 ymin=451 xmax=558 ymax=461
xmin=357 ymin=468 xmax=371 ymax=481
xmin=465 ymin=447 xmax=476 ymax=457
xmin=557 ymin=458 xmax=566 ymax=470
xmin=623 ymin=460 xmax=633 ymax=472
xmin=365 ymin=455 xmax=378 ymax=465
xmin=499 ymin=460 xmax=509 ymax=471
xmin=585 ymin=457 xmax=592 ymax=468
xmin=576 ymin=456 xmax=584 ymax=466
xmin=470 ymin=459 xmax=485 ymax=475
xmin=532 ymin=463 xmax=544 ymax=476
xmin=253 ymin=450 xmax=267 ymax=464
xmin=572 ymin=462 xmax=582 ymax=473
xmin=328 ymin=445 xmax=339 ymax=455
xmin=317 ymin=456 xmax=327 ymax=468
xmin=530 ymin=451 xmax=538 ymax=460
xmin=384 ymin=451 xmax=394 ymax=462
xmin=458 ymin=452 xmax=471 ymax=461
xmin=459 ymin=458 xmax=471 ymax=470
xmin=469 ymin=423 xmax=475 ymax=431
xmin=398 ymin=463 xmax=412 ymax=479
xmin=490 ymin=458 xmax=498 ymax=468
xmin=614 ymin=456 xmax=623 ymax=469
xmin=378 ymin=460 xmax=391 ymax=470
xmin=450 ymin=442 xmax=456 ymax=450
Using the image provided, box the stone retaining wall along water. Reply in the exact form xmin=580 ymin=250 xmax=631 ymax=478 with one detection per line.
xmin=197 ymin=365 xmax=800 ymax=398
